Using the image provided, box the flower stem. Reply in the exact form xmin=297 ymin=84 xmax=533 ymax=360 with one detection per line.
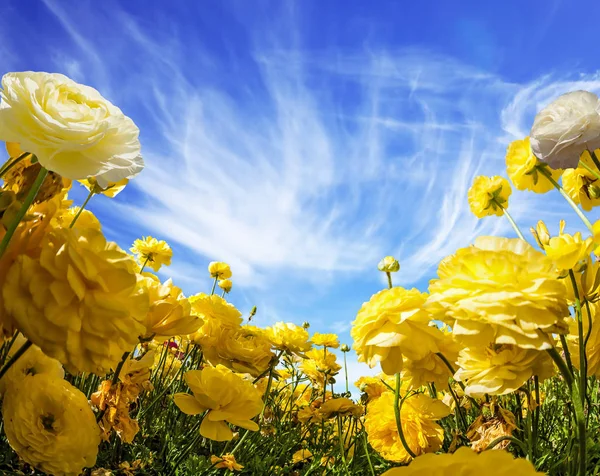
xmin=0 ymin=339 xmax=32 ymax=380
xmin=386 ymin=272 xmax=393 ymax=289
xmin=96 ymin=351 xmax=130 ymax=423
xmin=539 ymin=167 xmax=593 ymax=233
xmin=503 ymin=209 xmax=526 ymax=241
xmin=546 ymin=346 xmax=574 ymax=389
xmin=210 ymin=277 xmax=218 ymax=295
xmin=394 ymin=373 xmax=416 ymax=459
xmin=532 ymin=375 xmax=540 ymax=460
xmin=588 ymin=149 xmax=600 ymax=172
xmin=579 ymin=160 xmax=600 ymax=182
xmin=140 ymin=256 xmax=150 ymax=273
xmin=0 ymin=164 xmax=47 ymax=259
xmin=69 ymin=189 xmax=95 ymax=228
xmin=361 ymin=427 xmax=376 ymax=476
xmin=343 ymin=351 xmax=349 ymax=394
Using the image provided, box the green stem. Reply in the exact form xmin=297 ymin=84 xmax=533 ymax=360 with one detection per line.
xmin=532 ymin=376 xmax=540 ymax=460
xmin=337 ymin=416 xmax=349 ymax=474
xmin=96 ymin=351 xmax=130 ymax=422
xmin=0 ymin=152 xmax=29 ymax=179
xmin=546 ymin=346 xmax=574 ymax=389
xmin=485 ymin=435 xmax=528 ymax=453
xmin=579 ymin=160 xmax=600 ymax=182
xmin=386 ymin=272 xmax=393 ymax=289
xmin=210 ymin=277 xmax=218 ymax=295
xmin=343 ymin=351 xmax=349 ymax=394
xmin=69 ymin=188 xmax=95 ymax=228
xmin=503 ymin=208 xmax=526 ymax=241
xmin=559 ymin=334 xmax=575 ymax=377
xmin=539 ymin=167 xmax=593 ymax=233
xmin=362 ymin=427 xmax=376 ymax=476
xmin=394 ymin=373 xmax=416 ymax=459
xmin=0 ymin=340 xmax=32 ymax=380
xmin=0 ymin=164 xmax=47 ymax=259
xmin=140 ymin=256 xmax=150 ymax=273
xmin=588 ymin=149 xmax=600 ymax=173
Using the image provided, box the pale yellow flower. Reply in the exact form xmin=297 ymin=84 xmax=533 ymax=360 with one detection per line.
xmin=545 ymin=230 xmax=593 ymax=270
xmin=506 ymin=137 xmax=561 ymax=192
xmin=130 ymin=236 xmax=172 ymax=272
xmin=562 ymin=150 xmax=600 ymax=211
xmin=468 ymin=175 xmax=511 ymax=218
xmin=378 ymin=256 xmax=400 ymax=272
xmin=78 ymin=176 xmax=129 ymax=198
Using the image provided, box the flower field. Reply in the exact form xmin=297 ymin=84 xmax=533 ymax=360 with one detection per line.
xmin=0 ymin=71 xmax=600 ymax=476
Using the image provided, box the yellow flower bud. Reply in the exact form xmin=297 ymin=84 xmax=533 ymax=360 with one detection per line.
xmin=341 ymin=344 xmax=350 ymax=352
xmin=378 ymin=256 xmax=400 ymax=273
xmin=218 ymin=278 xmax=232 ymax=293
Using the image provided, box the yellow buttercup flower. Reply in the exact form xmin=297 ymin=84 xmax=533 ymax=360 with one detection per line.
xmin=190 ymin=293 xmax=243 ymax=331
xmin=378 ymin=256 xmax=400 ymax=272
xmin=208 ymin=261 xmax=232 ymax=279
xmin=545 ymin=230 xmax=593 ymax=270
xmin=0 ymin=334 xmax=64 ymax=395
xmin=141 ymin=276 xmax=203 ymax=341
xmin=78 ymin=176 xmax=129 ymax=198
xmin=173 ymin=365 xmax=263 ymax=441
xmin=3 ymin=373 xmax=101 ymax=476
xmin=300 ymin=348 xmax=342 ymax=387
xmin=568 ymin=302 xmax=600 ymax=377
xmin=265 ymin=322 xmax=312 ymax=355
xmin=455 ymin=344 xmax=554 ymax=397
xmin=210 ymin=454 xmax=244 ymax=471
xmin=562 ymin=150 xmax=600 ymax=211
xmin=427 ymin=236 xmax=569 ymax=350
xmin=319 ymin=397 xmax=363 ymax=418
xmin=54 ymin=205 xmax=102 ymax=232
xmin=218 ymin=278 xmax=232 ymax=293
xmin=468 ymin=175 xmax=512 ymax=218
xmin=292 ymin=449 xmax=313 ymax=464
xmin=0 ymin=72 xmax=143 ymax=184
xmin=354 ymin=375 xmax=395 ymax=402
xmin=311 ymin=332 xmax=340 ymax=348
xmin=506 ymin=137 xmax=561 ymax=193
xmin=351 ymin=287 xmax=443 ymax=375
xmin=130 ymin=236 xmax=172 ymax=272
xmin=531 ymin=220 xmax=551 ymax=249
xmin=3 ymin=227 xmax=149 ymax=375
xmin=564 ymin=256 xmax=600 ymax=305
xmin=380 ymin=446 xmax=543 ymax=475
xmin=365 ymin=391 xmax=450 ymax=463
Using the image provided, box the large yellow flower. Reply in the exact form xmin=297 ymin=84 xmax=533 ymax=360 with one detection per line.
xmin=265 ymin=322 xmax=312 ymax=355
xmin=3 ymin=227 xmax=149 ymax=375
xmin=3 ymin=374 xmax=101 ymax=476
xmin=467 ymin=175 xmax=512 ymax=218
xmin=173 ymin=365 xmax=263 ymax=441
xmin=142 ymin=276 xmax=203 ymax=341
xmin=130 ymin=236 xmax=172 ymax=272
xmin=381 ymin=446 xmax=543 ymax=475
xmin=562 ymin=150 xmax=600 ymax=211
xmin=0 ymin=72 xmax=143 ymax=185
xmin=300 ymin=348 xmax=342 ymax=387
xmin=0 ymin=334 xmax=64 ymax=395
xmin=427 ymin=236 xmax=569 ymax=350
xmin=455 ymin=344 xmax=554 ymax=397
xmin=365 ymin=391 xmax=450 ymax=463
xmin=545 ymin=230 xmax=593 ymax=270
xmin=505 ymin=137 xmax=561 ymax=193
xmin=351 ymin=287 xmax=443 ymax=375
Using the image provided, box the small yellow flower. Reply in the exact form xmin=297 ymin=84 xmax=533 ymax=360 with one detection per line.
xmin=3 ymin=373 xmax=101 ymax=476
xmin=130 ymin=236 xmax=172 ymax=272
xmin=545 ymin=230 xmax=593 ymax=270
xmin=311 ymin=332 xmax=340 ymax=348
xmin=265 ymin=322 xmax=312 ymax=355
xmin=218 ymin=278 xmax=232 ymax=293
xmin=300 ymin=348 xmax=341 ymax=387
xmin=505 ymin=137 xmax=561 ymax=193
xmin=292 ymin=449 xmax=313 ymax=464
xmin=354 ymin=375 xmax=395 ymax=402
xmin=380 ymin=446 xmax=543 ymax=475
xmin=210 ymin=454 xmax=244 ymax=471
xmin=78 ymin=176 xmax=129 ymax=197
xmin=208 ymin=261 xmax=232 ymax=279
xmin=562 ymin=150 xmax=600 ymax=211
xmin=173 ymin=365 xmax=263 ymax=441
xmin=378 ymin=256 xmax=400 ymax=272
xmin=468 ymin=175 xmax=512 ymax=218
xmin=319 ymin=397 xmax=363 ymax=418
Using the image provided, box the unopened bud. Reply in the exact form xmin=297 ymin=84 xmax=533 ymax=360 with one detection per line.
xmin=302 ymin=321 xmax=310 ymax=329
xmin=589 ymin=184 xmax=600 ymax=199
xmin=534 ymin=220 xmax=550 ymax=248
xmin=340 ymin=344 xmax=350 ymax=352
xmin=248 ymin=306 xmax=257 ymax=321
xmin=378 ymin=256 xmax=400 ymax=273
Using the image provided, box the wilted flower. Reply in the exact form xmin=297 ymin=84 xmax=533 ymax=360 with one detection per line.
xmin=378 ymin=256 xmax=400 ymax=273
xmin=365 ymin=391 xmax=451 ymax=463
xmin=311 ymin=332 xmax=340 ymax=348
xmin=506 ymin=137 xmax=562 ymax=192
xmin=381 ymin=446 xmax=543 ymax=475
xmin=351 ymin=287 xmax=442 ymax=375
xmin=130 ymin=236 xmax=172 ymax=272
xmin=0 ymin=72 xmax=143 ymax=184
xmin=173 ymin=365 xmax=263 ymax=441
xmin=427 ymin=236 xmax=569 ymax=350
xmin=467 ymin=408 xmax=517 ymax=452
xmin=468 ymin=175 xmax=512 ymax=218
xmin=3 ymin=227 xmax=148 ymax=375
xmin=530 ymin=90 xmax=600 ymax=169
xmin=208 ymin=261 xmax=232 ymax=279
xmin=3 ymin=373 xmax=101 ymax=476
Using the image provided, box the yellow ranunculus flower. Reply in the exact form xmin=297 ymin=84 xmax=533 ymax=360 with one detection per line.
xmin=300 ymin=348 xmax=342 ymax=387
xmin=141 ymin=276 xmax=203 ymax=341
xmin=311 ymin=332 xmax=340 ymax=348
xmin=190 ymin=293 xmax=243 ymax=331
xmin=351 ymin=287 xmax=443 ymax=375
xmin=427 ymin=236 xmax=569 ymax=350
xmin=354 ymin=374 xmax=395 ymax=402
xmin=173 ymin=365 xmax=263 ymax=441
xmin=54 ymin=205 xmax=102 ymax=232
xmin=319 ymin=397 xmax=363 ymax=418
xmin=78 ymin=176 xmax=129 ymax=198
xmin=467 ymin=175 xmax=512 ymax=218
xmin=292 ymin=449 xmax=313 ymax=464
xmin=365 ymin=391 xmax=450 ymax=463
xmin=0 ymin=72 xmax=143 ymax=185
xmin=210 ymin=454 xmax=244 ymax=471
xmin=130 ymin=236 xmax=173 ymax=272
xmin=378 ymin=256 xmax=400 ymax=272
xmin=3 ymin=373 xmax=101 ymax=476
xmin=564 ymin=256 xmax=600 ymax=304
xmin=265 ymin=322 xmax=312 ymax=355
xmin=545 ymin=230 xmax=593 ymax=270
xmin=562 ymin=150 xmax=600 ymax=211
xmin=531 ymin=220 xmax=551 ymax=249
xmin=208 ymin=261 xmax=232 ymax=279
xmin=505 ymin=137 xmax=561 ymax=193
xmin=568 ymin=302 xmax=600 ymax=377
xmin=0 ymin=334 xmax=64 ymax=395
xmin=381 ymin=446 xmax=543 ymax=475
xmin=455 ymin=344 xmax=554 ymax=397
xmin=3 ymin=227 xmax=149 ymax=375
xmin=218 ymin=278 xmax=232 ymax=293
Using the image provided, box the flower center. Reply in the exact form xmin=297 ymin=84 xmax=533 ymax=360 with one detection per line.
xmin=40 ymin=414 xmax=57 ymax=433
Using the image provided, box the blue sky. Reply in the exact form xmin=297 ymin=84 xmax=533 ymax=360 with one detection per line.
xmin=3 ymin=0 xmax=600 ymax=386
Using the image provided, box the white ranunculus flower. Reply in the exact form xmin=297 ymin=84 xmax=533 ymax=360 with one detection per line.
xmin=530 ymin=90 xmax=600 ymax=169
xmin=0 ymin=72 xmax=143 ymax=182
